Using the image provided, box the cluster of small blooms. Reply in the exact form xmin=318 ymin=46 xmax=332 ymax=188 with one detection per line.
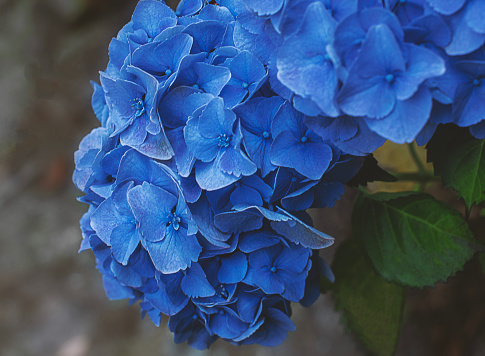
xmin=238 ymin=0 xmax=485 ymax=146
xmin=74 ymin=0 xmax=367 ymax=348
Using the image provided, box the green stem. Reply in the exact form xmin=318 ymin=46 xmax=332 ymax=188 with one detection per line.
xmin=408 ymin=143 xmax=426 ymax=175
xmin=392 ymin=172 xmax=439 ymax=183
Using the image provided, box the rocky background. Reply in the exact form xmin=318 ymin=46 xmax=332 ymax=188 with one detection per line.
xmin=1 ymin=1 xmax=485 ymax=355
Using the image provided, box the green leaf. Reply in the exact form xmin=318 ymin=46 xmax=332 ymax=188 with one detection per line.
xmin=333 ymin=239 xmax=406 ymax=356
xmin=353 ymin=191 xmax=479 ymax=287
xmin=427 ymin=125 xmax=485 ymax=211
xmin=347 ymin=154 xmax=397 ymax=188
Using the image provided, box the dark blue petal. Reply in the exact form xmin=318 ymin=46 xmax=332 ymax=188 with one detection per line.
xmin=238 ymin=229 xmax=283 ymax=253
xmin=218 ymin=251 xmax=248 ymax=283
xmin=190 ymin=194 xmax=232 ymax=243
xmin=181 ymin=263 xmax=216 ymax=297
xmin=453 ymin=82 xmax=485 ymax=126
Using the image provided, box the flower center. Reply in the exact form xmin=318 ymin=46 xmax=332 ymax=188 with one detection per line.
xmin=131 ymin=98 xmax=145 ymax=117
xmin=242 ymin=82 xmax=249 ymax=89
xmin=262 ymin=131 xmax=270 ymax=139
xmin=473 ymin=79 xmax=481 ymax=86
xmin=291 ymin=176 xmax=297 ymax=183
xmin=165 ymin=69 xmax=172 ymax=76
xmin=216 ymin=284 xmax=229 ymax=299
xmin=192 ymin=84 xmax=200 ymax=89
xmin=385 ymin=74 xmax=395 ymax=83
xmin=270 ymin=266 xmax=277 ymax=273
xmin=167 ymin=212 xmax=181 ymax=230
xmin=192 ymin=313 xmax=198 ymax=320
xmin=300 ymin=136 xmax=308 ymax=143
xmin=218 ymin=134 xmax=231 ymax=148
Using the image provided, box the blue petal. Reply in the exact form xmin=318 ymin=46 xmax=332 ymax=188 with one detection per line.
xmin=453 ymin=82 xmax=485 ymax=127
xmin=426 ymin=0 xmax=466 ymax=15
xmin=279 ymin=269 xmax=307 ymax=302
xmin=184 ymin=117 xmax=220 ymax=162
xmin=404 ymin=14 xmax=452 ymax=48
xmin=276 ymin=244 xmax=311 ymax=272
xmin=145 ymin=227 xmax=202 ymax=273
xmin=365 ymin=86 xmax=432 ymax=143
xmin=219 ymin=134 xmax=257 ymax=177
xmin=110 ymin=224 xmax=140 ymax=265
xmin=132 ymin=33 xmax=193 ymax=79
xmin=394 ymin=44 xmax=445 ymax=101
xmin=238 ymin=230 xmax=283 ymax=253
xmin=199 ymin=4 xmax=235 ymax=24
xmin=190 ymin=194 xmax=232 ymax=243
xmin=181 ymin=263 xmax=216 ymax=298
xmin=465 ymin=0 xmax=485 ymax=35
xmin=111 ymin=258 xmax=144 ymax=288
xmin=230 ymin=184 xmax=263 ymax=207
xmin=218 ymin=251 xmax=248 ymax=283
xmin=194 ymin=63 xmax=232 ymax=96
xmin=127 ymin=182 xmax=177 ymax=242
xmin=102 ymin=275 xmax=134 ymax=300
xmin=244 ymin=0 xmax=284 ymax=16
xmin=445 ymin=9 xmax=485 ymax=55
xmin=166 ymin=127 xmax=195 ymax=177
xmin=132 ymin=0 xmax=177 ymax=38
xmin=176 ymin=0 xmax=203 ymax=16
xmin=334 ymin=8 xmax=404 ymax=67
xmin=271 ymin=130 xmax=333 ymax=180
xmin=145 ymin=286 xmax=188 ymax=316
xmin=183 ymin=20 xmax=225 ymax=54
xmin=132 ymin=131 xmax=174 ymax=160
xmin=214 ymin=205 xmax=290 ymax=234
xmin=271 ymin=208 xmax=335 ymax=249
xmin=276 ymin=2 xmax=339 ymax=117
xmin=195 ymin=152 xmax=240 ymax=190
xmin=90 ymin=197 xmax=120 ymax=244
xmin=469 ymin=121 xmax=485 ymax=139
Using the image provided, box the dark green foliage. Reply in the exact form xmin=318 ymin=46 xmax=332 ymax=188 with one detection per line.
xmin=352 ymin=191 xmax=479 ymax=287
xmin=333 ymin=239 xmax=406 ymax=356
xmin=428 ymin=125 xmax=485 ymax=212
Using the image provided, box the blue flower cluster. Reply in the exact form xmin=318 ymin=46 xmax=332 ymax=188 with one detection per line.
xmin=233 ymin=0 xmax=485 ymax=145
xmin=74 ymin=0 xmax=368 ymax=348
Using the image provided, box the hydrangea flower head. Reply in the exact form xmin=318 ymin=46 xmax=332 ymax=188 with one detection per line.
xmin=74 ymin=0 xmax=366 ymax=349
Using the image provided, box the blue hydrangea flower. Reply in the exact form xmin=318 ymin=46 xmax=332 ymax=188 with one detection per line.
xmin=75 ymin=0 xmax=485 ymax=350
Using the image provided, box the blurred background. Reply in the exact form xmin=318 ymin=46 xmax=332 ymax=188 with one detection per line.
xmin=1 ymin=0 xmax=485 ymax=355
